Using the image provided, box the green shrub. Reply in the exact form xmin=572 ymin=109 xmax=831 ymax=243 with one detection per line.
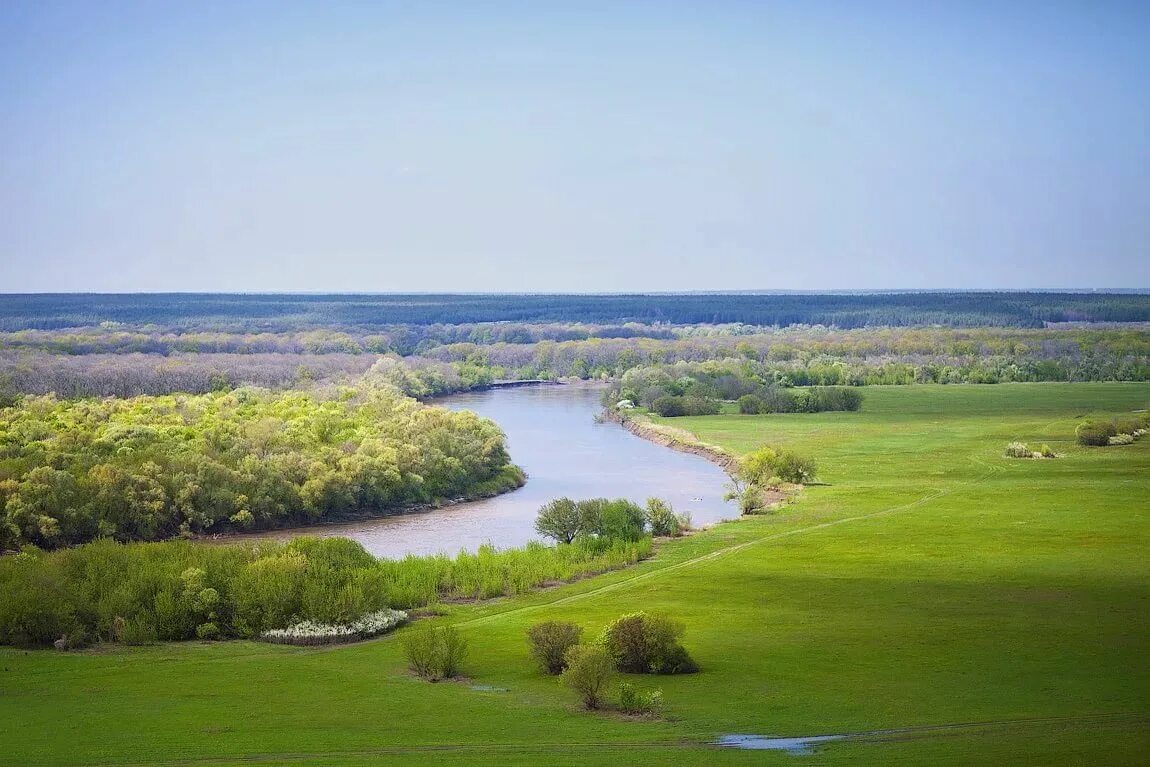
xmin=403 ymin=623 xmax=468 ymax=681
xmin=651 ymin=396 xmax=720 ymax=418
xmin=645 ymin=498 xmax=689 ymax=537
xmin=737 ymin=394 xmax=764 ymax=415
xmin=561 ymin=644 xmax=616 ymax=710
xmin=773 ymin=450 xmax=818 ymax=484
xmin=1076 ymin=420 xmax=1117 ymax=446
xmin=602 ymin=612 xmax=697 ymax=675
xmin=527 ymin=620 xmax=583 ymax=674
xmin=1039 ymin=444 xmax=1056 ymax=458
xmin=618 ymin=682 xmax=664 ymax=715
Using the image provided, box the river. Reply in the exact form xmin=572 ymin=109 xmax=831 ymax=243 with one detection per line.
xmin=258 ymin=384 xmax=736 ymax=558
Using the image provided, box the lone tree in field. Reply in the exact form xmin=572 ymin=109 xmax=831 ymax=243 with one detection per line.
xmin=534 ymin=498 xmax=582 ymax=543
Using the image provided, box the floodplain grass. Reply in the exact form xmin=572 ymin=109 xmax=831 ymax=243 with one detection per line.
xmin=1 ymin=383 xmax=1149 ymax=766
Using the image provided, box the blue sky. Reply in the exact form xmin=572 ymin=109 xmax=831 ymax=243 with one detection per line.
xmin=1 ymin=1 xmax=1147 ymax=291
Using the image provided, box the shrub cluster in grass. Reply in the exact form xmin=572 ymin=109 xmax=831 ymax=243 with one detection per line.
xmin=0 ymin=385 xmax=521 ymax=550
xmin=0 ymin=534 xmax=653 ymax=647
xmin=534 ymin=612 xmax=691 ymax=712
xmin=1005 ymin=442 xmax=1057 ymax=459
xmin=534 ymin=497 xmax=688 ymax=544
xmin=403 ymin=623 xmax=467 ymax=681
xmin=1076 ymin=413 xmax=1150 ymax=446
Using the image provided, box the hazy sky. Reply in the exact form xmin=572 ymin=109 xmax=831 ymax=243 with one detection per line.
xmin=2 ymin=1 xmax=1148 ymax=292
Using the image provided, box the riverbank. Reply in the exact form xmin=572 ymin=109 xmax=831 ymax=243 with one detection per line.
xmin=601 ymin=408 xmax=738 ymax=471
xmin=602 ymin=408 xmax=796 ymax=511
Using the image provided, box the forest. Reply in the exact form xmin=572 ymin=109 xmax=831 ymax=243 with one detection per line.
xmin=0 ymin=383 xmax=521 ymax=550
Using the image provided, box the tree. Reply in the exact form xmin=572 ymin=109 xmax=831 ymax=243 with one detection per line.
xmin=562 ymin=644 xmax=616 ymax=709
xmin=534 ymin=498 xmax=582 ymax=544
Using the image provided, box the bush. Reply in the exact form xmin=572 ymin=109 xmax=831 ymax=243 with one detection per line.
xmin=1005 ymin=441 xmax=1035 ymax=458
xmin=773 ymin=450 xmax=818 ymax=484
xmin=1109 ymin=433 xmax=1135 ymax=445
xmin=602 ymin=612 xmax=697 ymax=675
xmin=618 ymin=682 xmax=664 ymax=715
xmin=1038 ymin=444 xmax=1056 ymax=458
xmin=595 ymin=499 xmax=647 ymax=541
xmin=651 ymin=396 xmax=720 ymax=418
xmin=562 ymin=644 xmax=616 ymax=709
xmin=645 ymin=498 xmax=689 ymax=537
xmin=403 ymin=623 xmax=468 ymax=680
xmin=737 ymin=394 xmax=764 ymax=415
xmin=1077 ymin=420 xmax=1117 ymax=446
xmin=527 ymin=620 xmax=583 ymax=674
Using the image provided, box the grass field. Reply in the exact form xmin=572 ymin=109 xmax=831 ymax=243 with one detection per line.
xmin=2 ymin=383 xmax=1148 ymax=766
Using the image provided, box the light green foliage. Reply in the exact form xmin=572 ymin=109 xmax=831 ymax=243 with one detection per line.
xmin=618 ymin=683 xmax=663 ymax=715
xmin=0 ymin=386 xmax=520 ymax=548
xmin=403 ymin=623 xmax=468 ymax=681
xmin=644 ymin=498 xmax=689 ymax=537
xmin=561 ymin=644 xmax=617 ymax=710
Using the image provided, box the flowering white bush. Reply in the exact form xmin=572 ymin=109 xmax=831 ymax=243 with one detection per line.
xmin=1108 ymin=433 xmax=1135 ymax=446
xmin=1005 ymin=442 xmax=1035 ymax=458
xmin=260 ymin=609 xmax=408 ymax=646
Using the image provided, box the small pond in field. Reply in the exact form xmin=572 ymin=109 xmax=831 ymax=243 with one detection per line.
xmin=256 ymin=384 xmax=735 ymax=558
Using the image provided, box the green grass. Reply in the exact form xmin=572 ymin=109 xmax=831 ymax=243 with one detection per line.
xmin=2 ymin=383 xmax=1148 ymax=766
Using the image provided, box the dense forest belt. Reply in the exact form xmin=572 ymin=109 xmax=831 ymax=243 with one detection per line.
xmin=0 ymin=385 xmax=523 ymax=550
xmin=2 ymin=291 xmax=1149 ymax=331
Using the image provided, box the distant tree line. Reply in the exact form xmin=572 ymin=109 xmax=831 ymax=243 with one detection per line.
xmin=606 ymin=361 xmax=864 ymax=417
xmin=1 ymin=292 xmax=1148 ymax=332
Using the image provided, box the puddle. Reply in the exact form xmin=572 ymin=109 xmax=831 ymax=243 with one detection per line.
xmin=713 ymin=734 xmax=846 ymax=754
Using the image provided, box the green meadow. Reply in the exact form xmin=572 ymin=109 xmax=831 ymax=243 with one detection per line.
xmin=2 ymin=383 xmax=1148 ymax=766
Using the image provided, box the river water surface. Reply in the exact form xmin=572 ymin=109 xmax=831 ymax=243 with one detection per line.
xmin=260 ymin=384 xmax=735 ymax=558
